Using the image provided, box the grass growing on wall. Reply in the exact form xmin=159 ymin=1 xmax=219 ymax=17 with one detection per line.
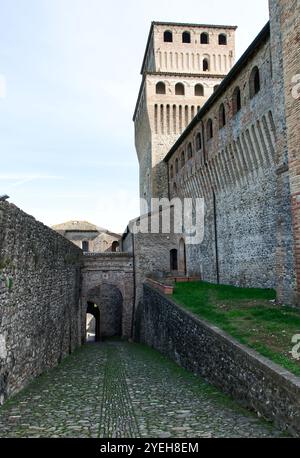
xmin=173 ymin=282 xmax=300 ymax=377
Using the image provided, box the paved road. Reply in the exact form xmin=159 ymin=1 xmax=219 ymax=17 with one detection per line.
xmin=0 ymin=341 xmax=283 ymax=438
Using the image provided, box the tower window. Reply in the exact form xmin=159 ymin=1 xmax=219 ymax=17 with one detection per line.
xmin=218 ymin=34 xmax=227 ymax=45
xmin=164 ymin=30 xmax=173 ymax=42
xmin=156 ymin=82 xmax=166 ymax=94
xmin=170 ymin=165 xmax=174 ymax=179
xmin=207 ymin=119 xmax=213 ymax=140
xmin=219 ymin=103 xmax=226 ymax=128
xmin=249 ymin=66 xmax=260 ymax=99
xmin=182 ymin=31 xmax=191 ymax=43
xmin=200 ymin=32 xmax=209 ymax=44
xmin=187 ymin=143 xmax=193 ymax=159
xmin=196 ymin=132 xmax=202 ymax=150
xmin=195 ymin=84 xmax=204 ymax=97
xmin=175 ymin=158 xmax=179 ymax=174
xmin=232 ymin=87 xmax=242 ymax=115
xmin=175 ymin=83 xmax=185 ymax=96
xmin=82 ymin=241 xmax=89 ymax=252
xmin=203 ymin=58 xmax=209 ymax=72
xmin=181 ymin=151 xmax=185 ymax=168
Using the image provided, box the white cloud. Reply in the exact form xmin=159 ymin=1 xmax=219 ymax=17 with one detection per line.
xmin=0 ymin=174 xmax=64 ymax=190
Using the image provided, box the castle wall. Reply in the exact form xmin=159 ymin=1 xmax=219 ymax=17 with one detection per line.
xmin=269 ymin=0 xmax=299 ymax=305
xmin=136 ymin=284 xmax=300 ymax=436
xmin=166 ymin=33 xmax=281 ymax=290
xmin=0 ymin=202 xmax=82 ymax=404
xmin=122 ymin=215 xmax=184 ymax=305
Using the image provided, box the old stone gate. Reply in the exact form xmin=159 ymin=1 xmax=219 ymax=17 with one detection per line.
xmin=81 ymin=253 xmax=134 ymax=340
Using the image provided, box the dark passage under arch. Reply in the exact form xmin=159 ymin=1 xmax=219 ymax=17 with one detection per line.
xmin=86 ymin=284 xmax=123 ymax=340
xmin=86 ymin=302 xmax=101 ymax=342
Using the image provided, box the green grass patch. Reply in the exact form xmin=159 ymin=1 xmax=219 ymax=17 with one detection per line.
xmin=172 ymin=281 xmax=300 ymax=377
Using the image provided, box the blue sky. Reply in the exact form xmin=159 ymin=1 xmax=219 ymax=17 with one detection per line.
xmin=0 ymin=0 xmax=269 ymax=232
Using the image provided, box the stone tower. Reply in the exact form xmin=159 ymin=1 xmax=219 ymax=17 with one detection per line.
xmin=133 ymin=21 xmax=237 ymax=207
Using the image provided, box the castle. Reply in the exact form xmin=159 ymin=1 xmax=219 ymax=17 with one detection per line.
xmin=0 ymin=0 xmax=299 ymax=408
xmin=132 ymin=2 xmax=299 ymax=307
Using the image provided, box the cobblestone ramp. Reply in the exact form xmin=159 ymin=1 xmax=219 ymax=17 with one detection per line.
xmin=99 ymin=344 xmax=140 ymax=438
xmin=0 ymin=341 xmax=283 ymax=438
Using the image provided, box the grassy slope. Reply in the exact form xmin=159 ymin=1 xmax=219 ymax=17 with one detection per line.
xmin=172 ymin=282 xmax=300 ymax=377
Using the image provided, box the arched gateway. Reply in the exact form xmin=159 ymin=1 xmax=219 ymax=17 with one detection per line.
xmin=81 ymin=253 xmax=134 ymax=341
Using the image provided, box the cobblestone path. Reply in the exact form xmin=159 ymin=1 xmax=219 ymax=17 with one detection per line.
xmin=0 ymin=341 xmax=283 ymax=438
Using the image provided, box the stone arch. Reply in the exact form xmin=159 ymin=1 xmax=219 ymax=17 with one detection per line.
xmin=86 ymin=283 xmax=123 ymax=339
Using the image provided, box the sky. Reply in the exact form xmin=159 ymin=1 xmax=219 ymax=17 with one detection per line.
xmin=0 ymin=0 xmax=270 ymax=233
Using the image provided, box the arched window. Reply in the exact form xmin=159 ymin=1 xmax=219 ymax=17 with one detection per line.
xmin=175 ymin=158 xmax=179 ymax=173
xmin=112 ymin=241 xmax=119 ymax=252
xmin=200 ymin=32 xmax=209 ymax=44
xmin=232 ymin=87 xmax=242 ymax=115
xmin=249 ymin=66 xmax=260 ymax=98
xmin=196 ymin=132 xmax=202 ymax=150
xmin=164 ymin=30 xmax=173 ymax=42
xmin=156 ymin=82 xmax=166 ymax=94
xmin=195 ymin=84 xmax=204 ymax=96
xmin=182 ymin=31 xmax=191 ymax=43
xmin=82 ymin=241 xmax=89 ymax=252
xmin=218 ymin=34 xmax=227 ymax=45
xmin=175 ymin=83 xmax=185 ymax=95
xmin=214 ymin=85 xmax=220 ymax=92
xmin=219 ymin=103 xmax=226 ymax=128
xmin=187 ymin=143 xmax=193 ymax=159
xmin=203 ymin=58 xmax=209 ymax=71
xmin=170 ymin=164 xmax=174 ymax=179
xmin=181 ymin=151 xmax=185 ymax=168
xmin=207 ymin=119 xmax=213 ymax=140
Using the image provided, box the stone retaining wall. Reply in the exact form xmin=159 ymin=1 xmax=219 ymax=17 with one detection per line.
xmin=135 ymin=284 xmax=300 ymax=436
xmin=0 ymin=202 xmax=82 ymax=404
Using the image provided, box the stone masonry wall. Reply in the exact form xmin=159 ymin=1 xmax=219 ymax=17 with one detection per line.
xmin=81 ymin=253 xmax=134 ymax=338
xmin=269 ymin=0 xmax=300 ymax=305
xmin=0 ymin=202 xmax=82 ymax=404
xmin=165 ymin=28 xmax=296 ymax=299
xmin=268 ymin=0 xmax=297 ymax=305
xmin=136 ymin=284 xmax=300 ymax=436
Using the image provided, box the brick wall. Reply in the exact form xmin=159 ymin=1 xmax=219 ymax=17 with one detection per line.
xmin=269 ymin=0 xmax=300 ymax=305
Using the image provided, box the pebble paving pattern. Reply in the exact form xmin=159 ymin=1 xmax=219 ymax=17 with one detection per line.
xmin=0 ymin=341 xmax=284 ymax=438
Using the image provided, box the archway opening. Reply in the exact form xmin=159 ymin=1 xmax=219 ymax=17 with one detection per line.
xmin=86 ymin=302 xmax=101 ymax=342
xmin=86 ymin=284 xmax=123 ymax=340
xmin=112 ymin=241 xmax=120 ymax=252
